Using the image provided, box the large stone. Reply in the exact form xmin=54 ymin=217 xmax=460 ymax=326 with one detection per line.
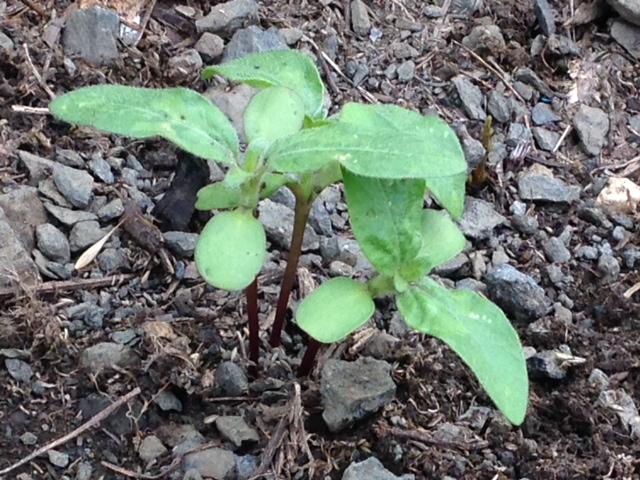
xmin=183 ymin=447 xmax=237 ymax=480
xmin=80 ymin=342 xmax=140 ymax=373
xmin=258 ymin=199 xmax=319 ymax=251
xmin=195 ymin=0 xmax=259 ymax=38
xmin=53 ymin=164 xmax=94 ymax=208
xmin=607 ymin=0 xmax=640 ymax=26
xmin=221 ymin=26 xmax=287 ymax=63
xmin=458 ymin=197 xmax=506 ymax=239
xmin=0 ymin=186 xmax=47 ymax=251
xmin=573 ymin=104 xmax=609 ymax=156
xmin=62 ymin=7 xmax=119 ymax=65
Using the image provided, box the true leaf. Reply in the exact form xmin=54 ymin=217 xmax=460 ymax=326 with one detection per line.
xmin=50 ymin=85 xmax=239 ymax=164
xmin=244 ymin=86 xmax=306 ymax=143
xmin=203 ymin=50 xmax=325 ymax=118
xmin=397 ymin=277 xmax=528 ymax=425
xmin=399 ymin=209 xmax=466 ymax=281
xmin=342 ymin=168 xmax=424 ymax=275
xmin=295 ymin=277 xmax=375 ymax=344
xmin=195 ymin=210 xmax=266 ymax=291
xmin=196 ymin=182 xmax=242 ymax=210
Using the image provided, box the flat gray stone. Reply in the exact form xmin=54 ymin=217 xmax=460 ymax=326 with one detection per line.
xmin=542 ymin=237 xmax=571 ymax=263
xmin=183 ymin=448 xmax=237 ymax=480
xmin=487 ymin=91 xmax=511 ymax=123
xmin=153 ymin=391 xmax=183 ymax=412
xmin=195 ymin=32 xmax=225 ymax=62
xmin=259 ymin=198 xmax=319 ymax=251
xmin=458 ymin=197 xmax=507 ymax=240
xmin=36 ymin=223 xmax=70 ymax=263
xmin=5 ymin=358 xmax=33 ymax=382
xmin=0 ymin=208 xmax=41 ymax=288
xmin=63 ymin=7 xmax=119 ymax=65
xmin=518 ymin=170 xmax=580 ymax=203
xmin=597 ymin=254 xmax=620 ymax=284
xmin=195 ymin=0 xmax=259 ymax=38
xmin=452 ymin=75 xmax=486 ymax=120
xmin=531 ymin=103 xmax=561 ymax=125
xmin=139 ymin=435 xmax=168 ymax=462
xmin=351 ymin=0 xmax=372 ymax=35
xmin=486 ymin=264 xmax=551 ymax=323
xmin=342 ymin=457 xmax=409 ymax=480
xmin=69 ymin=220 xmax=105 ymax=252
xmin=88 ymin=154 xmax=115 ymax=184
xmin=221 ymin=26 xmax=287 ymax=63
xmin=321 ymin=357 xmax=396 ymax=432
xmin=53 ymin=163 xmax=94 ymax=208
xmin=534 ymin=0 xmax=557 ymax=35
xmin=532 ymin=127 xmax=560 ymax=151
xmin=215 ymin=361 xmax=248 ymax=396
xmin=163 ymin=232 xmax=199 ymax=258
xmin=17 ymin=150 xmax=56 ymax=184
xmin=573 ymin=104 xmax=609 ymax=156
xmin=610 ymin=19 xmax=640 ymax=59
xmin=607 ymin=0 xmax=640 ymax=26
xmin=80 ymin=342 xmax=140 ymax=373
xmin=396 ymin=60 xmax=415 ymax=82
xmin=461 ymin=24 xmax=506 ymax=52
xmin=215 ymin=416 xmax=259 ymax=447
xmin=0 ymin=186 xmax=47 ymax=251
xmin=47 ymin=449 xmax=70 ymax=468
xmin=514 ymin=68 xmax=554 ymax=98
xmin=96 ymin=198 xmax=124 ymax=221
xmin=0 ymin=30 xmax=14 ymax=51
xmin=45 ymin=203 xmax=97 ymax=225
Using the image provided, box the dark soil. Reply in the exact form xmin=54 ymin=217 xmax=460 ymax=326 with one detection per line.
xmin=1 ymin=0 xmax=640 ymax=479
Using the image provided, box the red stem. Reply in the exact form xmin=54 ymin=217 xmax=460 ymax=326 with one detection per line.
xmin=246 ymin=276 xmax=259 ymax=375
xmin=297 ymin=338 xmax=323 ymax=377
xmin=269 ymin=195 xmax=312 ymax=347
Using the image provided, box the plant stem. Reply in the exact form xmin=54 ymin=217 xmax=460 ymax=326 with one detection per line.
xmin=245 ymin=277 xmax=259 ymax=376
xmin=297 ymin=338 xmax=323 ymax=377
xmin=270 ymin=193 xmax=312 ymax=347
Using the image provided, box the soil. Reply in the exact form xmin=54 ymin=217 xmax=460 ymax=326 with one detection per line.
xmin=1 ymin=0 xmax=640 ymax=479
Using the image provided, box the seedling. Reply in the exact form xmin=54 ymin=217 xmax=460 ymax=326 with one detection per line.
xmin=50 ymin=50 xmax=528 ymax=424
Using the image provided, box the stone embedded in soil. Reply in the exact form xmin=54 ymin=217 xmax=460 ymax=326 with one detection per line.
xmin=183 ymin=447 xmax=238 ymax=480
xmin=527 ymin=348 xmax=586 ymax=380
xmin=396 ymin=60 xmax=415 ymax=82
xmin=53 ymin=163 xmax=94 ymax=208
xmin=531 ymin=102 xmax=561 ymax=125
xmin=168 ymin=49 xmax=203 ymax=74
xmin=532 ymin=127 xmax=560 ymax=151
xmin=88 ymin=154 xmax=114 ymax=185
xmin=195 ymin=0 xmax=259 ymax=38
xmin=79 ymin=392 xmax=142 ymax=436
xmin=215 ymin=416 xmax=260 ymax=446
xmin=222 ymin=26 xmax=287 ymax=63
xmin=138 ymin=435 xmax=168 ymax=462
xmin=157 ymin=423 xmax=206 ymax=448
xmin=485 ymin=263 xmax=551 ymax=323
xmin=278 ymin=27 xmax=303 ymax=45
xmin=36 ymin=223 xmax=70 ymax=263
xmin=458 ymin=197 xmax=507 ymax=240
xmin=153 ymin=391 xmax=183 ymax=412
xmin=542 ymin=237 xmax=571 ymax=263
xmin=514 ymin=68 xmax=554 ymax=98
xmin=0 ymin=186 xmax=47 ymax=251
xmin=452 ymin=75 xmax=486 ymax=121
xmin=45 ymin=203 xmax=97 ymax=225
xmin=342 ymin=456 xmax=411 ymax=480
xmin=320 ymin=357 xmax=396 ymax=432
xmin=47 ymin=449 xmax=70 ymax=468
xmin=5 ymin=358 xmax=33 ymax=382
xmin=17 ymin=150 xmax=55 ymax=184
xmin=62 ymin=7 xmax=119 ymax=65
xmin=487 ymin=90 xmax=511 ymax=123
xmin=0 ymin=30 xmax=14 ymax=50
xmin=596 ymin=253 xmax=620 ymax=284
xmin=80 ymin=342 xmax=140 ymax=373
xmin=259 ymin=198 xmax=319 ymax=251
xmin=609 ymin=19 xmax=640 ymax=60
xmin=461 ymin=24 xmax=506 ymax=52
xmin=69 ymin=220 xmax=105 ymax=252
xmin=215 ymin=361 xmax=249 ymax=396
xmin=20 ymin=432 xmax=38 ymax=445
xmin=97 ymin=198 xmax=124 ymax=221
xmin=350 ymin=0 xmax=372 ymax=35
xmin=606 ymin=0 xmax=640 ymax=27
xmin=511 ymin=214 xmax=539 ymax=235
xmin=599 ymin=389 xmax=640 ymax=440
xmin=0 ymin=209 xmax=41 ymax=288
xmin=195 ymin=32 xmax=225 ymax=62
xmin=573 ymin=104 xmax=610 ymax=156
xmin=518 ymin=169 xmax=580 ymax=203
xmin=534 ymin=0 xmax=557 ymax=35
xmin=163 ymin=232 xmax=199 ymax=258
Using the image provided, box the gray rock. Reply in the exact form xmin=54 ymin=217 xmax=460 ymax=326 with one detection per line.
xmin=153 ymin=391 xmax=183 ymax=412
xmin=507 ymin=122 xmax=532 ymax=142
xmin=33 ymin=249 xmax=71 ymax=280
xmin=215 ymin=416 xmax=259 ymax=447
xmin=222 ymin=26 xmax=287 ymax=63
xmin=396 ymin=60 xmax=415 ymax=82
xmin=0 ymin=209 xmax=41 ymax=288
xmin=342 ymin=457 xmax=407 ymax=480
xmin=546 ymin=33 xmax=581 ymax=56
xmin=215 ymin=361 xmax=248 ymax=396
xmin=610 ymin=19 xmax=640 ymax=59
xmin=205 ymin=83 xmax=257 ymax=143
xmin=56 ymin=149 xmax=84 ymax=168
xmin=195 ymin=32 xmax=225 ymax=62
xmin=485 ymin=264 xmax=551 ymax=323
xmin=309 ymin=198 xmax=333 ymax=236
xmin=576 ymin=245 xmax=599 ymax=260
xmin=169 ymin=48 xmax=203 ymax=73
xmin=69 ymin=220 xmax=104 ymax=252
xmin=163 ymin=232 xmax=199 ymax=258
xmin=183 ymin=448 xmax=237 ymax=480
xmin=433 ymin=253 xmax=469 ymax=277
xmin=0 ymin=186 xmax=47 ymax=250
xmin=527 ymin=348 xmax=585 ymax=380
xmin=80 ymin=342 xmax=140 ymax=373
xmin=47 ymin=449 xmax=70 ymax=468
xmin=597 ymin=254 xmax=620 ymax=284
xmin=76 ymin=461 xmax=93 ymax=480
xmin=63 ymin=7 xmax=119 ymax=65
xmin=514 ymin=68 xmax=554 ymax=98
xmin=349 ymin=61 xmax=370 ymax=86
xmin=259 ymin=199 xmax=319 ymax=251
xmin=573 ymin=105 xmax=609 ymax=156
xmin=513 ymin=81 xmax=534 ymax=101
xmin=45 ymin=203 xmax=97 ymax=225
xmin=17 ymin=150 xmax=55 ymax=184
xmin=277 ymin=27 xmax=303 ymax=45
xmin=351 ymin=0 xmax=371 ymax=35
xmin=458 ymin=197 xmax=507 ymax=240
xmin=98 ymin=248 xmax=130 ymax=272
xmin=531 ymin=103 xmax=561 ymax=125
xmin=518 ymin=170 xmax=580 ymax=203
xmin=139 ymin=435 xmax=168 ymax=462
xmin=511 ymin=214 xmax=539 ymax=235
xmin=321 ymin=357 xmax=396 ymax=432
xmin=111 ymin=329 xmax=137 ymax=344
xmin=20 ymin=432 xmax=38 ymax=445
xmin=5 ymin=358 xmax=33 ymax=382
xmin=629 ymin=114 xmax=640 ymax=132
xmin=487 ymin=91 xmax=510 ymax=123
xmin=319 ymin=236 xmax=374 ymax=274
xmin=36 ymin=224 xmax=70 ymax=263
xmin=120 ymin=167 xmax=139 ymax=187
xmin=236 ymin=454 xmax=259 ymax=480
xmin=534 ymin=0 xmax=557 ymax=35
xmin=542 ymin=237 xmax=571 ymax=263
xmin=452 ymin=76 xmax=486 ymax=121
xmin=461 ymin=136 xmax=486 ymax=169
xmin=461 ymin=24 xmax=506 ymax=52
xmin=195 ymin=0 xmax=259 ymax=38
xmin=88 ymin=155 xmax=114 ymax=184
xmin=0 ymin=30 xmax=14 ymax=50
xmin=96 ymin=198 xmax=124 ymax=221
xmin=53 ymin=164 xmax=94 ymax=208
xmin=532 ymin=127 xmax=560 ymax=151
xmin=183 ymin=469 xmax=204 ymax=480
xmin=157 ymin=423 xmax=205 ymax=448
xmin=606 ymin=0 xmax=640 ymax=26
xmin=329 ymin=260 xmax=353 ymax=277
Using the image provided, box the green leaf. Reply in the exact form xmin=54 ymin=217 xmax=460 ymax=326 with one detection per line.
xmin=295 ymin=277 xmax=375 ymax=344
xmin=261 ymin=173 xmax=290 ymax=198
xmin=203 ymin=50 xmax=325 ymax=117
xmin=343 ymin=168 xmax=424 ymax=275
xmin=399 ymin=209 xmax=466 ymax=281
xmin=426 ymin=171 xmax=467 ymax=220
xmin=244 ymin=86 xmax=306 ymax=143
xmin=397 ymin=277 xmax=528 ymax=425
xmin=196 ymin=182 xmax=242 ymax=210
xmin=195 ymin=210 xmax=266 ymax=291
xmin=50 ymin=85 xmax=239 ymax=164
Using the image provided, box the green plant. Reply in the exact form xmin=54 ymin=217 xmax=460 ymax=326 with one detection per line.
xmin=50 ymin=50 xmax=528 ymax=424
